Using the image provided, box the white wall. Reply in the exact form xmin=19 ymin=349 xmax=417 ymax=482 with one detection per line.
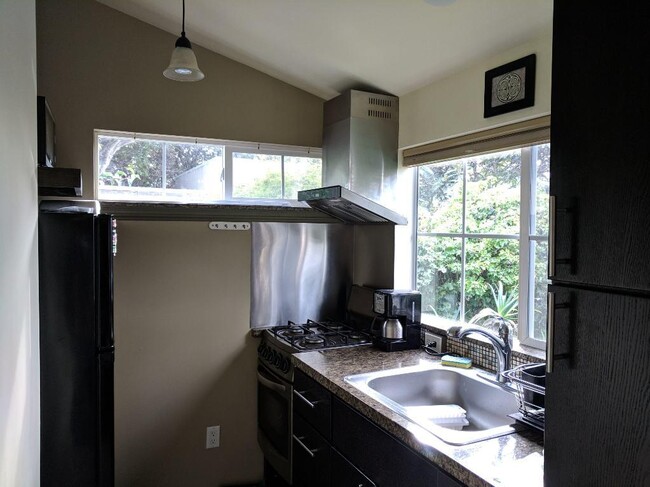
xmin=0 ymin=1 xmax=40 ymax=486
xmin=399 ymin=28 xmax=552 ymax=150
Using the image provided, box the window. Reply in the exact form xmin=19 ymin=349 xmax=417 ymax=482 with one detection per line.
xmin=415 ymin=143 xmax=549 ymax=348
xmin=95 ymin=130 xmax=322 ymax=203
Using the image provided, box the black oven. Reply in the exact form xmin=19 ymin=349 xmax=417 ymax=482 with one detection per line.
xmin=257 ymin=362 xmax=292 ymax=484
xmin=256 ymin=319 xmax=373 ymax=485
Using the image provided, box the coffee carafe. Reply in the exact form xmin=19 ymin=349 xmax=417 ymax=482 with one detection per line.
xmin=372 ymin=289 xmax=422 ymax=352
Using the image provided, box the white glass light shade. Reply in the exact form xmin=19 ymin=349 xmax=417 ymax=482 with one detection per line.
xmin=163 ymin=45 xmax=205 ymax=82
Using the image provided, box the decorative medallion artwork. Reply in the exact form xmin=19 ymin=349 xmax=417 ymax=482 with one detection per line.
xmin=484 ymin=54 xmax=536 ymax=118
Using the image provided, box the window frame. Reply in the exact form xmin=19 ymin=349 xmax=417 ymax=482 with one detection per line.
xmin=93 ymin=129 xmax=322 ymax=203
xmin=413 ymin=143 xmax=548 ymax=349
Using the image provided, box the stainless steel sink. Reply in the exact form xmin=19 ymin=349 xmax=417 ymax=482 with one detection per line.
xmin=344 ymin=362 xmax=520 ymax=445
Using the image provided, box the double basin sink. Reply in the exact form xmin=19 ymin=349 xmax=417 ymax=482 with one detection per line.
xmin=344 ymin=362 xmax=520 ymax=445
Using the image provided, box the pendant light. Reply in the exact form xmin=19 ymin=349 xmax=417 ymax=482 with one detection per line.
xmin=163 ymin=0 xmax=205 ymax=82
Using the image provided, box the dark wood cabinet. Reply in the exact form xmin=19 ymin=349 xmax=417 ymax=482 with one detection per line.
xmin=549 ymin=1 xmax=650 ymax=292
xmin=332 ymin=397 xmax=440 ymax=487
xmin=292 ymin=370 xmax=464 ymax=486
xmin=547 ymin=1 xmax=650 ymax=485
xmin=331 ymin=449 xmax=376 ymax=487
xmin=292 ymin=414 xmax=331 ymax=487
xmin=545 ymin=286 xmax=650 ymax=485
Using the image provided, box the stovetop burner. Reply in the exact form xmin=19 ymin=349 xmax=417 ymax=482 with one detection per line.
xmin=270 ymin=319 xmax=371 ymax=352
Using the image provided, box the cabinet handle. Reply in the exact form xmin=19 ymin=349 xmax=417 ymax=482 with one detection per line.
xmin=546 ymin=291 xmax=555 ymax=374
xmin=549 ymin=196 xmax=557 ymax=278
xmin=292 ymin=434 xmax=317 ymax=458
xmin=294 ymin=390 xmax=318 ymax=408
xmin=549 ymin=195 xmax=574 ymax=278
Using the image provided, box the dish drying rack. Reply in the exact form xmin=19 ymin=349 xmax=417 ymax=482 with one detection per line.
xmin=503 ymin=363 xmax=545 ymax=432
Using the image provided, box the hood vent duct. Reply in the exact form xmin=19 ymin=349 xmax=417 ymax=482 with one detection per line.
xmin=298 ymin=89 xmax=406 ymax=225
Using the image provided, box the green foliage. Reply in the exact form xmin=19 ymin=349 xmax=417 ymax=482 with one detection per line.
xmin=468 ymin=281 xmax=518 ymax=335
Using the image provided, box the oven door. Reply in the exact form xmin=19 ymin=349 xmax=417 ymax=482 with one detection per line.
xmin=257 ymin=362 xmax=292 ymax=484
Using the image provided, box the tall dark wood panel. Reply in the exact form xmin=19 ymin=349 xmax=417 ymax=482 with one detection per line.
xmin=545 ymin=286 xmax=650 ymax=485
xmin=547 ymin=1 xmax=650 ymax=485
xmin=550 ymin=2 xmax=650 ymax=292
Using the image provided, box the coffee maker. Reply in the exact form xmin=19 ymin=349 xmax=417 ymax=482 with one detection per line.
xmin=371 ymin=289 xmax=422 ymax=352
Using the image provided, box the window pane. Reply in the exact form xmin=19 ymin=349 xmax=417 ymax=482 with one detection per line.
xmin=416 ymin=236 xmax=462 ymax=320
xmin=464 ymin=238 xmax=519 ymax=336
xmin=284 ymin=156 xmax=322 ymax=199
xmin=165 ymin=142 xmax=224 ymax=201
xmin=417 ymin=161 xmax=463 ymax=233
xmin=532 ymin=143 xmax=550 ymax=236
xmin=98 ymin=136 xmax=164 ymax=200
xmin=465 ymin=151 xmax=520 ymax=235
xmin=530 ymin=240 xmax=549 ymax=340
xmin=232 ymin=152 xmax=282 ymax=198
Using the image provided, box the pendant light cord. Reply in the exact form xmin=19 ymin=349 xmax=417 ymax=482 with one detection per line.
xmin=181 ymin=0 xmax=186 ymax=37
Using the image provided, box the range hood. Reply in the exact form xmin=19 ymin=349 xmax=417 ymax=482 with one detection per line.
xmin=298 ymin=89 xmax=406 ymax=225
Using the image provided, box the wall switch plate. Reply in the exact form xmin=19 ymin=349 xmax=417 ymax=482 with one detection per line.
xmin=424 ymin=331 xmax=445 ymax=353
xmin=206 ymin=425 xmax=220 ymax=449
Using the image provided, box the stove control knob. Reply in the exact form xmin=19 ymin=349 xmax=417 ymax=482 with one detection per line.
xmin=260 ymin=346 xmax=269 ymax=360
xmin=273 ymin=353 xmax=282 ymax=367
xmin=281 ymin=358 xmax=290 ymax=373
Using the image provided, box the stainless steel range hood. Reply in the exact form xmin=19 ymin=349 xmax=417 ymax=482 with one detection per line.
xmin=298 ymin=89 xmax=406 ymax=225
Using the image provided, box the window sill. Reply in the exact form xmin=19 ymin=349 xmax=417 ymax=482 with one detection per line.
xmin=420 ymin=315 xmax=546 ymax=364
xmin=99 ymin=200 xmax=339 ymax=223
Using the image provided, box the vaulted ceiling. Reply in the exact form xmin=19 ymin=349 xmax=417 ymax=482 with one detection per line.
xmin=99 ymin=0 xmax=553 ymax=100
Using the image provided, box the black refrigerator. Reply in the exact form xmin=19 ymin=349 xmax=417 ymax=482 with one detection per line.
xmin=39 ymin=206 xmax=115 ymax=487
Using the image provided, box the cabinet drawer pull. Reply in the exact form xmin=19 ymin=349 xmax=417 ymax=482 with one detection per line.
xmin=294 ymin=390 xmax=318 ymax=408
xmin=292 ymin=434 xmax=317 ymax=458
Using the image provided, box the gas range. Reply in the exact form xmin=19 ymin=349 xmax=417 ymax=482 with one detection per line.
xmin=258 ymin=319 xmax=372 ymax=381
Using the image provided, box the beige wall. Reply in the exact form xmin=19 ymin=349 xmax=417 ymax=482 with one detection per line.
xmin=0 ymin=1 xmax=40 ymax=486
xmin=114 ymin=221 xmax=258 ymax=486
xmin=399 ymin=28 xmax=552 ymax=150
xmin=394 ymin=29 xmax=553 ymax=288
xmin=36 ymin=1 xmax=324 ymax=486
xmin=36 ymin=0 xmax=323 ymax=200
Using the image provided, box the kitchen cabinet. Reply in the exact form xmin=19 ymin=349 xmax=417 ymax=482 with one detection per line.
xmin=292 ymin=370 xmax=332 ymax=487
xmin=292 ymin=370 xmax=463 ymax=487
xmin=549 ymin=1 xmax=650 ymax=292
xmin=545 ymin=286 xmax=650 ymax=485
xmin=547 ymin=1 xmax=650 ymax=485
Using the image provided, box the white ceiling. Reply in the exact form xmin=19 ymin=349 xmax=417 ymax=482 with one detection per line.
xmin=99 ymin=0 xmax=553 ymax=100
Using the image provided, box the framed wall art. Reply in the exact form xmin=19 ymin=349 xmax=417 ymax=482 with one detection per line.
xmin=484 ymin=54 xmax=536 ymax=118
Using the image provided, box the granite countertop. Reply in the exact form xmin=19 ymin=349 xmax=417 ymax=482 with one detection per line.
xmin=293 ymin=346 xmax=544 ymax=487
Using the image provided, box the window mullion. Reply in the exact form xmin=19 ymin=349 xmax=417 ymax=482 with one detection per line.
xmin=518 ymin=146 xmax=533 ymax=342
xmin=162 ymin=142 xmax=167 ymax=195
xmin=460 ymin=160 xmax=467 ymax=321
xmin=224 ymin=147 xmax=234 ymax=199
xmin=281 ymin=155 xmax=286 ymax=199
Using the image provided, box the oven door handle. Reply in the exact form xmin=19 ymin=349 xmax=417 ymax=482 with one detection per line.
xmin=257 ymin=370 xmax=287 ymax=394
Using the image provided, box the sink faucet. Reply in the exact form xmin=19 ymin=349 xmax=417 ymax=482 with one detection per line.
xmin=447 ymin=322 xmax=512 ymax=384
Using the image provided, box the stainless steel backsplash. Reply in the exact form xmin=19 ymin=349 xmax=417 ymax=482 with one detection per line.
xmin=250 ymin=222 xmax=354 ymax=327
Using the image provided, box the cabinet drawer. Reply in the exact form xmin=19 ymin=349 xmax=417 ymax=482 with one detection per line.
xmin=294 ymin=369 xmax=331 ymax=440
xmin=332 ymin=397 xmax=439 ymax=487
xmin=331 ymin=449 xmax=375 ymax=487
xmin=292 ymin=413 xmax=331 ymax=487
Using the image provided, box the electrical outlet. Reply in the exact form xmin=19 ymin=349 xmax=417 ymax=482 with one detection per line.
xmin=424 ymin=331 xmax=445 ymax=353
xmin=206 ymin=425 xmax=220 ymax=449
